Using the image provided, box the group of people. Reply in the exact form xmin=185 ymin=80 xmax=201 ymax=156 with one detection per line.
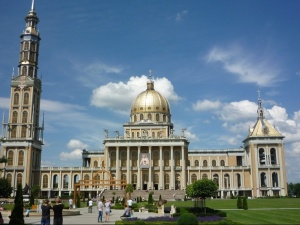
xmin=96 ymin=199 xmax=112 ymax=223
xmin=41 ymin=198 xmax=64 ymax=225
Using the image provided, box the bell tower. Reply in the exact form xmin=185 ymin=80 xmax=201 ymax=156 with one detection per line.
xmin=1 ymin=0 xmax=44 ymax=193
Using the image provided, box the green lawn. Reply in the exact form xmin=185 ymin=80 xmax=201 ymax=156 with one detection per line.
xmin=165 ymin=198 xmax=300 ymax=224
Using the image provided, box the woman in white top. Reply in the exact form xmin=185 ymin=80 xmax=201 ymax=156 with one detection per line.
xmin=104 ymin=199 xmax=111 ymax=222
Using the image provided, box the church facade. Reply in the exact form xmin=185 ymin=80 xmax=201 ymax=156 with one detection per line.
xmin=0 ymin=2 xmax=287 ymax=199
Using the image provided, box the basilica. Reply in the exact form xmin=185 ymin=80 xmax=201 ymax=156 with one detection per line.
xmin=0 ymin=2 xmax=287 ymax=199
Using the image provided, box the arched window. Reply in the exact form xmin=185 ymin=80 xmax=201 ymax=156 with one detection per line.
xmin=156 ymin=114 xmax=159 ymax=121
xmin=164 ymin=174 xmax=170 ymax=189
xmin=212 ymin=160 xmax=216 ymax=167
xmin=22 ymin=111 xmax=28 ymax=123
xmin=12 ymin=111 xmax=18 ymax=123
xmin=153 ymin=150 xmax=159 ymax=166
xmin=260 ymin=172 xmax=267 ymax=187
xmin=132 ymin=174 xmax=137 ymax=183
xmin=203 ymin=160 xmax=208 ymax=167
xmin=53 ymin=175 xmax=58 ymax=188
xmin=121 ymin=151 xmax=127 ymax=167
xmin=63 ymin=175 xmax=69 ymax=189
xmin=84 ymin=174 xmax=89 ymax=188
xmin=132 ymin=152 xmax=138 ymax=167
xmin=111 ymin=151 xmax=116 ymax=167
xmin=236 ymin=173 xmax=241 ymax=187
xmin=163 ymin=115 xmax=166 ymax=122
xmin=21 ymin=126 xmax=27 ymax=138
xmin=13 ymin=93 xmax=19 ymax=105
xmin=11 ymin=126 xmax=17 ymax=138
xmin=272 ymin=172 xmax=278 ymax=187
xmin=152 ymin=132 xmax=155 ymax=138
xmin=191 ymin=174 xmax=197 ymax=183
xmin=154 ymin=174 xmax=159 ymax=184
xmin=132 ymin=132 xmax=134 ymax=138
xmin=202 ymin=174 xmax=208 ymax=179
xmin=17 ymin=174 xmax=22 ymax=185
xmin=195 ymin=160 xmax=199 ymax=167
xmin=7 ymin=174 xmax=12 ymax=186
xmin=213 ymin=174 xmax=219 ymax=187
xmin=8 ymin=151 xmax=14 ymax=166
xmin=134 ymin=115 xmax=137 ymax=122
xmin=220 ymin=160 xmax=225 ymax=166
xmin=43 ymin=175 xmax=48 ymax=188
xmin=148 ymin=113 xmax=152 ymax=120
xmin=24 ymin=93 xmax=29 ymax=105
xmin=187 ymin=160 xmax=190 ymax=166
xmin=224 ymin=174 xmax=230 ymax=188
xmin=24 ymin=41 xmax=29 ymax=50
xmin=22 ymin=66 xmax=27 ymax=76
xmin=18 ymin=151 xmax=24 ymax=166
xmin=93 ymin=161 xmax=98 ymax=167
xmin=259 ymin=148 xmax=265 ymax=165
xmin=174 ymin=150 xmax=180 ymax=166
xmin=270 ymin=148 xmax=277 ymax=165
xmin=74 ymin=175 xmax=79 ymax=184
xmin=164 ymin=151 xmax=169 ymax=166
xmin=140 ymin=114 xmax=144 ymax=121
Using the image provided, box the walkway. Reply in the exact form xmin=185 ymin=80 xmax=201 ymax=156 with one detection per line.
xmin=2 ymin=207 xmax=158 ymax=225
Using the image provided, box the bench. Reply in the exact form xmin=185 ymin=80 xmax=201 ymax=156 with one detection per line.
xmin=139 ymin=207 xmax=149 ymax=213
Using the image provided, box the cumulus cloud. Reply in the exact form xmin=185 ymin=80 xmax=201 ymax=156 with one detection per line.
xmin=206 ymin=46 xmax=282 ymax=87
xmin=41 ymin=99 xmax=85 ymax=113
xmin=192 ymin=99 xmax=222 ymax=111
xmin=90 ymin=75 xmax=181 ymax=114
xmin=60 ymin=139 xmax=89 ymax=161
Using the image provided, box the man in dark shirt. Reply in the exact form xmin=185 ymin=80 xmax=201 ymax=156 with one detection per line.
xmin=53 ymin=198 xmax=64 ymax=225
xmin=41 ymin=199 xmax=52 ymax=225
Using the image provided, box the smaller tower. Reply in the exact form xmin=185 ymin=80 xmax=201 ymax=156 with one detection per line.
xmin=243 ymin=93 xmax=287 ymax=197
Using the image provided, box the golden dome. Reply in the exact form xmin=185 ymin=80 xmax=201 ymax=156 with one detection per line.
xmin=130 ymin=80 xmax=171 ymax=123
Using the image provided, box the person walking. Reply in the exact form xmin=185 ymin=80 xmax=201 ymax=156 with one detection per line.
xmin=97 ymin=200 xmax=104 ymax=223
xmin=127 ymin=198 xmax=133 ymax=216
xmin=41 ymin=199 xmax=52 ymax=225
xmin=104 ymin=199 xmax=111 ymax=222
xmin=53 ymin=198 xmax=64 ymax=225
xmin=68 ymin=198 xmax=73 ymax=210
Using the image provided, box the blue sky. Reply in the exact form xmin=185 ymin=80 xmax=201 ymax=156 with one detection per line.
xmin=0 ymin=0 xmax=300 ymax=182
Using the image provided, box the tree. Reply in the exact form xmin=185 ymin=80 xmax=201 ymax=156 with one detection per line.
xmin=242 ymin=197 xmax=248 ymax=210
xmin=9 ymin=184 xmax=24 ymax=225
xmin=0 ymin=177 xmax=13 ymax=197
xmin=30 ymin=185 xmax=41 ymax=205
xmin=186 ymin=178 xmax=218 ymax=211
xmin=0 ymin=156 xmax=7 ymax=172
xmin=125 ymin=183 xmax=134 ymax=200
xmin=237 ymin=196 xmax=243 ymax=209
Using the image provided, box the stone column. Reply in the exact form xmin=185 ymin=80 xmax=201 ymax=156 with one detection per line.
xmin=159 ymin=146 xmax=163 ymax=190
xmin=170 ymin=146 xmax=174 ymax=189
xmin=181 ymin=146 xmax=186 ymax=190
xmin=127 ymin=146 xmax=130 ymax=184
xmin=116 ymin=146 xmax=120 ymax=183
xmin=137 ymin=146 xmax=141 ymax=190
xmin=148 ymin=146 xmax=152 ymax=190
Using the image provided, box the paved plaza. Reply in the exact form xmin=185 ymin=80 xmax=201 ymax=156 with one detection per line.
xmin=2 ymin=206 xmax=159 ymax=225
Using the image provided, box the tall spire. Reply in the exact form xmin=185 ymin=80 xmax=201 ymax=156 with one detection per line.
xmin=147 ymin=69 xmax=154 ymax=90
xmin=31 ymin=0 xmax=35 ymax=11
xmin=257 ymin=89 xmax=264 ymax=120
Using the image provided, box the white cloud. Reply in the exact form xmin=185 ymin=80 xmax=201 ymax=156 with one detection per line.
xmin=175 ymin=10 xmax=188 ymax=22
xmin=206 ymin=46 xmax=282 ymax=87
xmin=218 ymin=100 xmax=257 ymax=122
xmin=90 ymin=75 xmax=181 ymax=114
xmin=41 ymin=99 xmax=85 ymax=113
xmin=59 ymin=149 xmax=82 ymax=161
xmin=192 ymin=99 xmax=222 ymax=111
xmin=67 ymin=139 xmax=88 ymax=150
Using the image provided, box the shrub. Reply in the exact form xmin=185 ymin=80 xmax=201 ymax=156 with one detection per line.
xmin=134 ymin=220 xmax=146 ymax=225
xmin=242 ymin=197 xmax=248 ymax=210
xmin=177 ymin=213 xmax=198 ymax=225
xmin=237 ymin=196 xmax=242 ymax=209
